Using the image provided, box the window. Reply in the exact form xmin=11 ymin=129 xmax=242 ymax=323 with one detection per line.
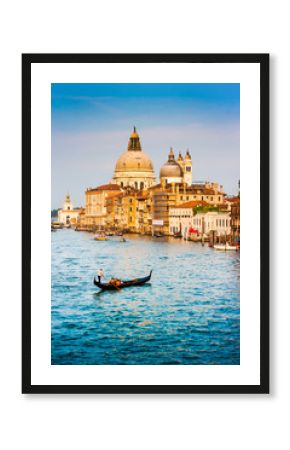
xmin=130 ymin=216 xmax=133 ymax=222
xmin=140 ymin=182 xmax=144 ymax=190
xmin=186 ymin=166 xmax=191 ymax=172
xmin=180 ymin=196 xmax=183 ymax=200
xmin=186 ymin=196 xmax=189 ymax=200
xmin=129 ymin=207 xmax=132 ymax=212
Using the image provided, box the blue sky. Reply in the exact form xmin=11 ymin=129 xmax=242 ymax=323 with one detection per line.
xmin=51 ymin=83 xmax=240 ymax=209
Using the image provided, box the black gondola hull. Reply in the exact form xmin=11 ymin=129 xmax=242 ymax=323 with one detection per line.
xmin=94 ymin=271 xmax=152 ymax=290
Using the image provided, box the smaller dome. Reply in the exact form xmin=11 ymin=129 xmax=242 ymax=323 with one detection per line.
xmin=160 ymin=148 xmax=183 ymax=179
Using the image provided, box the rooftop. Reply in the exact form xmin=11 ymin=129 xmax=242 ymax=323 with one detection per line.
xmin=86 ymin=184 xmax=121 ymax=193
xmin=176 ymin=200 xmax=209 ymax=208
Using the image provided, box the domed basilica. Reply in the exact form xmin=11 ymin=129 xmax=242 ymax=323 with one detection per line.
xmin=112 ymin=127 xmax=192 ymax=190
xmin=113 ymin=127 xmax=156 ymax=190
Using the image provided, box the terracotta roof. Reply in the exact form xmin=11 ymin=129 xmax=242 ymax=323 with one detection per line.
xmin=225 ymin=196 xmax=240 ymax=204
xmin=87 ymin=184 xmax=121 ymax=192
xmin=107 ymin=192 xmax=123 ymax=198
xmin=175 ymin=200 xmax=209 ymax=209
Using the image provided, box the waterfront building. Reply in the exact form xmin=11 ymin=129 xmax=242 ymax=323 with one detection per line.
xmin=151 ymin=183 xmax=179 ymax=235
xmin=77 ymin=207 xmax=87 ymax=230
xmin=169 ymin=201 xmax=231 ymax=238
xmin=105 ymin=192 xmax=124 ymax=231
xmin=150 ymin=178 xmax=225 ymax=236
xmin=181 ymin=182 xmax=225 ymax=205
xmin=227 ymin=196 xmax=240 ymax=241
xmin=136 ymin=191 xmax=151 ymax=234
xmin=121 ymin=192 xmax=138 ymax=232
xmin=84 ymin=184 xmax=121 ymax=230
xmin=112 ymin=127 xmax=156 ymax=190
xmin=58 ymin=193 xmax=81 ymax=226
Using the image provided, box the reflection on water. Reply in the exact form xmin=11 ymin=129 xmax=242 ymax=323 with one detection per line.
xmin=51 ymin=230 xmax=240 ymax=365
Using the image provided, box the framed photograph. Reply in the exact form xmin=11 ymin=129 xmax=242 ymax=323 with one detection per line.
xmin=22 ymin=53 xmax=269 ymax=394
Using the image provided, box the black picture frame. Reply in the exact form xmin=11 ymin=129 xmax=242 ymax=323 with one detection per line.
xmin=22 ymin=53 xmax=269 ymax=394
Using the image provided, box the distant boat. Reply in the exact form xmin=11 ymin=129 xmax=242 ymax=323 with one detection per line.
xmin=154 ymin=233 xmax=164 ymax=238
xmin=51 ymin=222 xmax=63 ymax=229
xmin=94 ymin=234 xmax=108 ymax=241
xmin=214 ymin=243 xmax=238 ymax=251
xmin=94 ymin=270 xmax=152 ymax=290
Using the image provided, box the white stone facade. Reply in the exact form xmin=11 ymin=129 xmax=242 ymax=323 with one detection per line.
xmin=169 ymin=207 xmax=231 ymax=238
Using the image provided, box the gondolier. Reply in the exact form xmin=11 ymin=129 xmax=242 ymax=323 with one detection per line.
xmin=97 ymin=268 xmax=104 ymax=283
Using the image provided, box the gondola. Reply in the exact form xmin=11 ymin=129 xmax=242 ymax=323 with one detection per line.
xmin=94 ymin=270 xmax=152 ymax=290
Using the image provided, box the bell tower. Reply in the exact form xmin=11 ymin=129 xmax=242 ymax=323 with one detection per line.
xmin=63 ymin=193 xmax=73 ymax=210
xmin=183 ymin=150 xmax=192 ymax=186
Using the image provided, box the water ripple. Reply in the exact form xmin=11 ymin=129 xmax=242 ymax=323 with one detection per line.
xmin=51 ymin=230 xmax=240 ymax=365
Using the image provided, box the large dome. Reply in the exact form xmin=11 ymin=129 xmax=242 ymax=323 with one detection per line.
xmin=160 ymin=148 xmax=183 ymax=178
xmin=113 ymin=127 xmax=156 ymax=189
xmin=115 ymin=150 xmax=154 ymax=172
xmin=114 ymin=127 xmax=154 ymax=173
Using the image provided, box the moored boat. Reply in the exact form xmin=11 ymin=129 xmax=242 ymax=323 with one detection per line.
xmin=94 ymin=234 xmax=108 ymax=241
xmin=51 ymin=222 xmax=63 ymax=230
xmin=94 ymin=270 xmax=152 ymax=290
xmin=214 ymin=243 xmax=238 ymax=251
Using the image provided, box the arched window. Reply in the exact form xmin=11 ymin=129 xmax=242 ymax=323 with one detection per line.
xmin=134 ymin=181 xmax=138 ymax=189
xmin=140 ymin=182 xmax=144 ymax=190
xmin=120 ymin=182 xmax=123 ymax=188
